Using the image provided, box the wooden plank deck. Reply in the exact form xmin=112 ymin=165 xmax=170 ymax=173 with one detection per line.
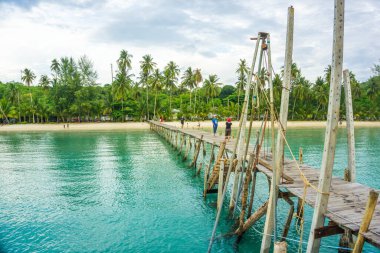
xmin=149 ymin=121 xmax=380 ymax=248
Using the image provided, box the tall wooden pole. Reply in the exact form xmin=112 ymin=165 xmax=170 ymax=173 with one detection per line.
xmin=352 ymin=190 xmax=379 ymax=253
xmin=111 ymin=63 xmax=114 ymax=83
xmin=343 ymin=69 xmax=355 ymax=182
xmin=207 ymin=33 xmax=261 ymax=253
xmin=229 ymin=69 xmax=250 ymax=212
xmin=306 ymin=0 xmax=345 ymax=252
xmin=261 ymin=7 xmax=294 ymax=253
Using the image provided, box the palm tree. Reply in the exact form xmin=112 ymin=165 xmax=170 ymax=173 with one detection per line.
xmin=193 ymin=68 xmax=203 ymax=114
xmin=164 ymin=61 xmax=180 ymax=118
xmin=204 ymin=74 xmax=221 ymax=111
xmin=112 ymin=71 xmax=133 ymax=122
xmin=150 ymin=69 xmax=163 ymax=119
xmin=0 ymin=97 xmax=10 ymax=123
xmin=367 ymin=77 xmax=379 ymax=100
xmin=235 ymin=59 xmax=248 ymax=118
xmin=139 ymin=55 xmax=156 ymax=120
xmin=313 ymin=77 xmax=329 ymax=119
xmin=117 ymin=50 xmax=133 ymax=73
xmin=51 ymin=59 xmax=60 ymax=78
xmin=21 ymin=68 xmax=36 ymax=123
xmin=39 ymin=75 xmax=50 ymax=90
xmin=291 ymin=76 xmax=310 ymax=119
xmin=181 ymin=67 xmax=195 ymax=109
xmin=6 ymin=83 xmax=20 ymax=121
xmin=324 ymin=65 xmax=332 ymax=84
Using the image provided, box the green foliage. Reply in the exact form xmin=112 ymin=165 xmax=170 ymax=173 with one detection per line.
xmin=1 ymin=55 xmax=379 ymax=123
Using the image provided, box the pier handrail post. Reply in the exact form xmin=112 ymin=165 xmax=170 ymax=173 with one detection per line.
xmin=352 ymin=190 xmax=379 ymax=253
xmin=260 ymin=32 xmax=277 ymax=252
xmin=343 ymin=69 xmax=355 ymax=182
xmin=306 ymin=0 xmax=345 ymax=252
xmin=261 ymin=6 xmax=294 ymax=252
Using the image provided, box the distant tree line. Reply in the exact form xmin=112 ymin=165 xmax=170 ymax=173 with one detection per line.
xmin=0 ymin=51 xmax=379 ymax=123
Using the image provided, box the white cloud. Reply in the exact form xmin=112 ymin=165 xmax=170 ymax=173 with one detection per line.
xmin=0 ymin=0 xmax=379 ymax=86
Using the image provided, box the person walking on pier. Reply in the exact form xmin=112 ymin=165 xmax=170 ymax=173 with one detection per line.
xmin=211 ymin=115 xmax=218 ymax=136
xmin=225 ymin=117 xmax=232 ymax=141
xmin=180 ymin=116 xmax=184 ymax=129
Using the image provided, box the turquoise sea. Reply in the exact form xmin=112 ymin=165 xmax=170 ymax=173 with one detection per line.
xmin=0 ymin=127 xmax=379 ymax=252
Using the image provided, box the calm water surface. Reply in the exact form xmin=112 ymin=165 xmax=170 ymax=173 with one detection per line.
xmin=0 ymin=127 xmax=379 ymax=252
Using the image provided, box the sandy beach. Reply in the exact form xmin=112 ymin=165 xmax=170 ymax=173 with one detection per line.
xmin=0 ymin=121 xmax=379 ymax=132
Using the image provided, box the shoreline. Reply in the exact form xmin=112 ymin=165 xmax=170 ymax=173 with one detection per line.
xmin=0 ymin=121 xmax=380 ymax=132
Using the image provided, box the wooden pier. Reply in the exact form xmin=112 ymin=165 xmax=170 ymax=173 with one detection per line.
xmin=149 ymin=120 xmax=380 ymax=251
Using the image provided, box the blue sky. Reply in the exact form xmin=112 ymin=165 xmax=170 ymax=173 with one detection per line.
xmin=0 ymin=0 xmax=379 ymax=85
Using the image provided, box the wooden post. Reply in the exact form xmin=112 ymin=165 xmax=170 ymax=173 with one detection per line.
xmin=175 ymin=131 xmax=179 ymax=150
xmin=343 ymin=69 xmax=355 ymax=182
xmin=217 ymin=159 xmax=225 ymax=210
xmin=299 ymin=147 xmax=303 ymax=164
xmin=281 ymin=194 xmax=294 ymax=241
xmin=296 ymin=198 xmax=304 ymax=226
xmin=183 ymin=136 xmax=191 ymax=161
xmin=262 ymin=7 xmax=294 ymax=252
xmin=352 ymin=190 xmax=379 ymax=253
xmin=207 ymin=32 xmax=262 ymax=253
xmin=204 ymin=142 xmax=215 ymax=198
xmin=238 ymin=153 xmax=255 ymax=231
xmin=229 ymin=94 xmax=249 ymax=212
xmin=178 ymin=133 xmax=185 ymax=155
xmin=340 ymin=75 xmax=355 ymax=249
xmin=262 ymin=7 xmax=294 ymax=250
xmin=306 ymin=1 xmax=345 ymax=252
xmin=190 ymin=135 xmax=203 ymax=167
xmin=196 ymin=141 xmax=206 ymax=175
xmin=236 ymin=201 xmax=268 ymax=235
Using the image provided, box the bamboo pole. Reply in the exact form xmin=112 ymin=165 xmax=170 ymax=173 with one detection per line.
xmin=299 ymin=147 xmax=303 ymax=164
xmin=306 ymin=1 xmax=345 ymax=251
xmin=183 ymin=136 xmax=191 ymax=161
xmin=207 ymin=33 xmax=261 ymax=253
xmin=262 ymin=8 xmax=294 ymax=251
xmin=204 ymin=142 xmax=216 ymax=198
xmin=281 ymin=195 xmax=294 ymax=241
xmin=179 ymin=133 xmax=185 ymax=155
xmin=260 ymin=33 xmax=279 ymax=253
xmin=232 ymin=59 xmax=262 ymax=216
xmin=236 ymin=201 xmax=268 ymax=235
xmin=296 ymin=198 xmax=304 ymax=226
xmin=190 ymin=135 xmax=203 ymax=167
xmin=229 ymin=80 xmax=250 ymax=212
xmin=237 ymin=153 xmax=254 ymax=227
xmin=341 ymin=71 xmax=355 ymax=249
xmin=247 ymin=114 xmax=268 ymax=218
xmin=196 ymin=141 xmax=206 ymax=175
xmin=352 ymin=190 xmax=379 ymax=253
xmin=217 ymin=159 xmax=225 ymax=210
xmin=343 ymin=69 xmax=355 ymax=182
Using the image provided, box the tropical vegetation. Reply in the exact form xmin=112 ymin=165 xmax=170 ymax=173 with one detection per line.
xmin=0 ymin=52 xmax=379 ymax=123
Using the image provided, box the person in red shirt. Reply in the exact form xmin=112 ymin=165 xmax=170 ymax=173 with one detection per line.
xmin=225 ymin=117 xmax=232 ymax=141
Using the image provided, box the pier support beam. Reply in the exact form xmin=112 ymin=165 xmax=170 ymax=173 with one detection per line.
xmin=190 ymin=135 xmax=203 ymax=168
xmin=217 ymin=159 xmax=225 ymax=210
xmin=353 ymin=190 xmax=379 ymax=253
xmin=207 ymin=31 xmax=262 ymax=253
xmin=261 ymin=6 xmax=294 ymax=252
xmin=343 ymin=69 xmax=355 ymax=182
xmin=307 ymin=1 xmax=345 ymax=252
